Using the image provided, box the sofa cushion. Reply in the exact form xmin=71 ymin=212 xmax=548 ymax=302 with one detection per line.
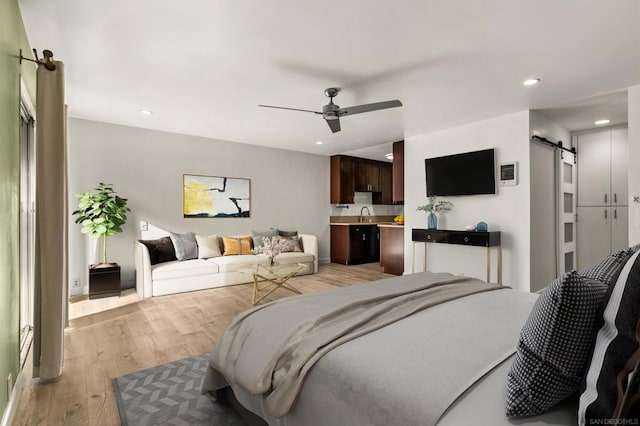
xmin=151 ymin=259 xmax=220 ymax=281
xmin=170 ymin=232 xmax=198 ymax=260
xmin=196 ymin=234 xmax=222 ymax=259
xmin=139 ymin=237 xmax=177 ymax=265
xmin=252 ymin=229 xmax=278 ymax=249
xmin=273 ymin=252 xmax=314 ymax=264
xmin=222 ymin=236 xmax=252 ymax=255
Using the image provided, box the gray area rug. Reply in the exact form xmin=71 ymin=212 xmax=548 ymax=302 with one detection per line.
xmin=112 ymin=353 xmax=247 ymax=425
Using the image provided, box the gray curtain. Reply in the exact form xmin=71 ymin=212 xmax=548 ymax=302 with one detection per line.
xmin=33 ymin=61 xmax=67 ymax=380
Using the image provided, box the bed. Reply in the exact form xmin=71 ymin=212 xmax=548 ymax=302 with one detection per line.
xmin=201 ymin=270 xmax=584 ymax=425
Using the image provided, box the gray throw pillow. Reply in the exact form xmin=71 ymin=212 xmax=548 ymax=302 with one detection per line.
xmin=251 ymin=229 xmax=278 ymax=250
xmin=278 ymin=230 xmax=298 ymax=237
xmin=169 ymin=232 xmax=198 ymax=261
xmin=506 ymin=271 xmax=608 ymax=417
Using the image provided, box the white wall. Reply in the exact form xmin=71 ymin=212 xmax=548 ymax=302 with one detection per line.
xmin=629 ymin=85 xmax=640 ymax=245
xmin=330 ymin=191 xmax=403 ymax=217
xmin=529 ymin=111 xmax=571 ymax=292
xmin=67 ymin=118 xmax=331 ymax=295
xmin=404 ymin=111 xmax=531 ymax=292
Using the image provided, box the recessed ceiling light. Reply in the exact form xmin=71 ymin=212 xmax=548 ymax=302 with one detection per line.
xmin=594 ymin=119 xmax=610 ymax=125
xmin=385 ymin=153 xmax=393 ymax=160
xmin=315 ymin=141 xmax=323 ymax=145
xmin=523 ymin=78 xmax=541 ymax=86
xmin=140 ymin=109 xmax=153 ymax=115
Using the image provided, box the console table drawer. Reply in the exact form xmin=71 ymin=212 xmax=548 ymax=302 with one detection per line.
xmin=412 ymin=229 xmax=500 ymax=247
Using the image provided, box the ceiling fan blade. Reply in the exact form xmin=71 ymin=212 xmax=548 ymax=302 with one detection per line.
xmin=337 ymin=100 xmax=403 ymax=116
xmin=258 ymin=105 xmax=322 ymax=114
xmin=326 ymin=117 xmax=341 ymax=133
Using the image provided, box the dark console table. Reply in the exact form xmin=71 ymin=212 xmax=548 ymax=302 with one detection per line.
xmin=411 ymin=229 xmax=502 ymax=284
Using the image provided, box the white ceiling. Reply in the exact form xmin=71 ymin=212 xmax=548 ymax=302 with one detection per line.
xmin=18 ymin=1 xmax=640 ymax=157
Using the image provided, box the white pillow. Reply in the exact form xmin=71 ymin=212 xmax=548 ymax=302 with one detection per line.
xmin=196 ymin=234 xmax=221 ymax=259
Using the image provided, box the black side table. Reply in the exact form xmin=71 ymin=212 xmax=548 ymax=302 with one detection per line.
xmin=89 ymin=265 xmax=121 ymax=299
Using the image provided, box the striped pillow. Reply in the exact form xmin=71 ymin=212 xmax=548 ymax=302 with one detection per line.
xmin=578 ymin=251 xmax=640 ymax=424
xmin=222 ymin=236 xmax=252 ymax=256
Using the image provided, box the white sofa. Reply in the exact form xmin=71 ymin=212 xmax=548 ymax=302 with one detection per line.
xmin=135 ymin=232 xmax=318 ymax=298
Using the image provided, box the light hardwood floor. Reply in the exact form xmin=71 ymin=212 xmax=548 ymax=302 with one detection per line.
xmin=13 ymin=263 xmax=391 ymax=425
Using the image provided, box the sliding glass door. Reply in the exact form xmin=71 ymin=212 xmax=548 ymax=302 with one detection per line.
xmin=19 ymin=101 xmax=35 ymax=367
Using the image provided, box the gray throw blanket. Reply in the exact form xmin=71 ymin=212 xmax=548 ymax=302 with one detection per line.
xmin=208 ymin=272 xmax=504 ymax=417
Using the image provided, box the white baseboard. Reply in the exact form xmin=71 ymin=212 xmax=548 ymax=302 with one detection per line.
xmin=319 ymin=257 xmax=331 ymax=264
xmin=1 ymin=366 xmax=26 ymax=426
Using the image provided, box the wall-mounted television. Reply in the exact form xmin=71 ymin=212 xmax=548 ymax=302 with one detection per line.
xmin=425 ymin=148 xmax=496 ymax=196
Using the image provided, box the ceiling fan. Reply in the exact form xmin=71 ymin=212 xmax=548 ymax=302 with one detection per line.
xmin=259 ymin=88 xmax=402 ymax=133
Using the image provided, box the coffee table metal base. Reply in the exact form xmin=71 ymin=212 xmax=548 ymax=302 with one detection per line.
xmin=252 ymin=271 xmax=302 ymax=305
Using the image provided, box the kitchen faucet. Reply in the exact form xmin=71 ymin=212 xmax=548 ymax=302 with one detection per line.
xmin=359 ymin=206 xmax=371 ymax=222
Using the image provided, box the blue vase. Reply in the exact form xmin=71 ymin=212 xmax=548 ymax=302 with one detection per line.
xmin=427 ymin=213 xmax=437 ymax=230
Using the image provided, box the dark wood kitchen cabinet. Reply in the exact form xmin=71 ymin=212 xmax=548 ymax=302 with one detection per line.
xmin=392 ymin=140 xmax=404 ymax=204
xmin=373 ymin=162 xmax=393 ymax=205
xmin=330 ymin=155 xmax=355 ymax=204
xmin=331 ymin=155 xmax=393 ymax=205
xmin=331 ymin=225 xmax=380 ymax=265
xmin=355 ymin=159 xmax=381 ymax=192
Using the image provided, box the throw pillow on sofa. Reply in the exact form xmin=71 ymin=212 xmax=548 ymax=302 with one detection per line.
xmin=139 ymin=237 xmax=177 ymax=265
xmin=196 ymin=234 xmax=221 ymax=259
xmin=222 ymin=236 xmax=252 ymax=255
xmin=278 ymin=230 xmax=298 ymax=237
xmin=169 ymin=232 xmax=198 ymax=261
xmin=280 ymin=235 xmax=302 ymax=252
xmin=251 ymin=229 xmax=278 ymax=249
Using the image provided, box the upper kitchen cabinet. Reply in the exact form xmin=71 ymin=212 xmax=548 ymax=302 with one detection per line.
xmin=372 ymin=162 xmax=393 ymax=205
xmin=355 ymin=159 xmax=381 ymax=192
xmin=392 ymin=140 xmax=404 ymax=204
xmin=330 ymin=155 xmax=355 ymax=204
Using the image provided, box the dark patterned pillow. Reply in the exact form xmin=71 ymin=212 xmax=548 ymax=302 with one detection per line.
xmin=579 ymin=251 xmax=640 ymax=424
xmin=506 ymin=271 xmax=608 ymax=417
xmin=579 ymin=249 xmax=634 ymax=286
xmin=280 ymin=235 xmax=302 ymax=252
xmin=251 ymin=229 xmax=278 ymax=250
xmin=139 ymin=237 xmax=177 ymax=265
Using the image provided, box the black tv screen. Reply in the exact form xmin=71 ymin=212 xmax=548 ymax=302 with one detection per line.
xmin=425 ymin=149 xmax=496 ymax=196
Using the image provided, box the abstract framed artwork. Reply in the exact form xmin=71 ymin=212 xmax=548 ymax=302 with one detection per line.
xmin=183 ymin=174 xmax=251 ymax=218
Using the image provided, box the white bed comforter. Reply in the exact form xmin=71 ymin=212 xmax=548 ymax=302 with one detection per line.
xmin=203 ymin=272 xmax=540 ymax=425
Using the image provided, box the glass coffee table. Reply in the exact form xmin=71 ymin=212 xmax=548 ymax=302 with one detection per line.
xmin=239 ymin=263 xmax=306 ymax=305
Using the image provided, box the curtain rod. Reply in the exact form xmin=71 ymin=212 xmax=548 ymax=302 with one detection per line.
xmin=19 ymin=48 xmax=57 ymax=71
xmin=531 ymin=134 xmax=576 ymax=154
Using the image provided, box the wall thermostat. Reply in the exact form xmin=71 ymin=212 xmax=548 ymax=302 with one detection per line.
xmin=500 ymin=161 xmax=518 ymax=186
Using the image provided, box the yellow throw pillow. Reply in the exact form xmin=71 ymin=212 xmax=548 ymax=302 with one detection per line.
xmin=222 ymin=236 xmax=252 ymax=255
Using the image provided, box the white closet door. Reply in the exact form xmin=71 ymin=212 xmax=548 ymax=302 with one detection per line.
xmin=577 ymin=206 xmax=612 ymax=270
xmin=611 ymin=206 xmax=629 ymax=252
xmin=611 ymin=128 xmax=628 ymax=206
xmin=577 ymin=132 xmax=611 ymax=206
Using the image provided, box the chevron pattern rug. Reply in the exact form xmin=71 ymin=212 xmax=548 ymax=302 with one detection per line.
xmin=112 ymin=353 xmax=247 ymax=426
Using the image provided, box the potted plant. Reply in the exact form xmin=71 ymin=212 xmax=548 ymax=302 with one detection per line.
xmin=416 ymin=196 xmax=453 ymax=230
xmin=72 ymin=182 xmax=130 ymax=268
